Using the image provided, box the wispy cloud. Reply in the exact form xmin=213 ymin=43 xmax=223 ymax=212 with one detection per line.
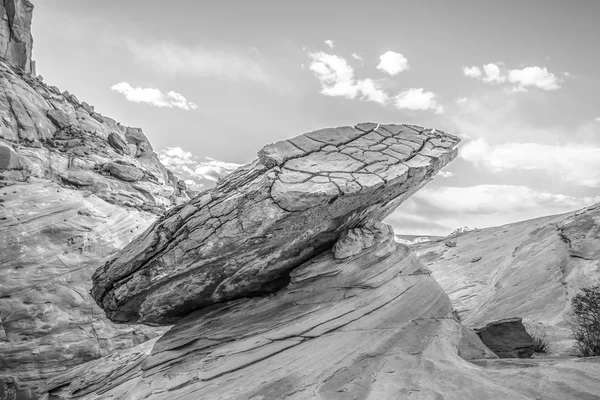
xmin=308 ymin=51 xmax=388 ymax=104
xmin=159 ymin=146 xmax=241 ymax=188
xmin=324 ymin=39 xmax=335 ymax=49
xmin=307 ymin=51 xmax=441 ymax=112
xmin=351 ymin=52 xmax=363 ymax=61
xmin=125 ymin=39 xmax=270 ymax=83
xmin=463 ymin=63 xmax=561 ymax=91
xmin=111 ymin=82 xmax=197 ymax=110
xmin=460 ymin=139 xmax=600 ymax=187
xmin=376 ymin=51 xmax=409 ymax=76
xmin=394 ymin=88 xmax=444 ymax=114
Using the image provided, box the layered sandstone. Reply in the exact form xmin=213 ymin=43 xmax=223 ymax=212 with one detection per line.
xmin=91 ymin=123 xmax=460 ymax=325
xmin=414 ymin=202 xmax=600 ymax=353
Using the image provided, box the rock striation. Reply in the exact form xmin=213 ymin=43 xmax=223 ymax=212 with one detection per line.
xmin=91 ymin=123 xmax=460 ymax=325
xmin=0 ymin=0 xmax=35 ymax=75
xmin=413 ymin=202 xmax=600 ymax=354
xmin=475 ymin=318 xmax=534 ymax=358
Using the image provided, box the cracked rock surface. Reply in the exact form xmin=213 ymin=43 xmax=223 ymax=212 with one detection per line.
xmin=91 ymin=123 xmax=460 ymax=325
xmin=414 ymin=202 xmax=600 ymax=354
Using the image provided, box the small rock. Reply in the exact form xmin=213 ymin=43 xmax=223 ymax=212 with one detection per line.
xmin=47 ymin=109 xmax=72 ymax=129
xmin=471 ymin=256 xmax=482 ymax=263
xmin=107 ymin=133 xmax=130 ymax=155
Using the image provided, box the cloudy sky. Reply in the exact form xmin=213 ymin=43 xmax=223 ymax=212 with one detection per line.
xmin=32 ymin=0 xmax=600 ymax=235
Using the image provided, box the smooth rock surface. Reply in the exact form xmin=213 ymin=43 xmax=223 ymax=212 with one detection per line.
xmin=475 ymin=318 xmax=534 ymax=358
xmin=92 ymin=123 xmax=460 ymax=325
xmin=0 ymin=182 xmax=167 ymax=399
xmin=412 ymin=202 xmax=600 ymax=353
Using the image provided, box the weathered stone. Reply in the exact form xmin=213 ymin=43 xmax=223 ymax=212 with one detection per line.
xmin=47 ymin=109 xmax=72 ymax=129
xmin=104 ymin=162 xmax=144 ymax=182
xmin=475 ymin=318 xmax=534 ymax=358
xmin=91 ymin=123 xmax=460 ymax=325
xmin=0 ymin=376 xmax=18 ymax=400
xmin=0 ymin=140 xmax=21 ymax=169
xmin=107 ymin=132 xmax=130 ymax=155
xmin=124 ymin=127 xmax=153 ymax=153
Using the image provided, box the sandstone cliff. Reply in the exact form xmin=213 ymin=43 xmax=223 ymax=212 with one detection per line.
xmin=0 ymin=3 xmax=190 ymax=397
xmin=0 ymin=0 xmax=34 ymax=75
xmin=414 ymin=202 xmax=600 ymax=353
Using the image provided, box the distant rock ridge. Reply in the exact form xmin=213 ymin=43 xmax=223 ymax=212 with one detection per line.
xmin=0 ymin=0 xmax=35 ymax=75
xmin=91 ymin=123 xmax=461 ymax=325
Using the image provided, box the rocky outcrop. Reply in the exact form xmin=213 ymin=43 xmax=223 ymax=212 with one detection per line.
xmin=91 ymin=123 xmax=460 ymax=325
xmin=475 ymin=318 xmax=534 ymax=358
xmin=0 ymin=182 xmax=167 ymax=399
xmin=0 ymin=0 xmax=35 ymax=74
xmin=0 ymin=59 xmax=188 ymax=213
xmin=413 ymin=202 xmax=600 ymax=353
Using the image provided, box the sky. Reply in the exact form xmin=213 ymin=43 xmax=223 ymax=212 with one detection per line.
xmin=31 ymin=0 xmax=600 ymax=235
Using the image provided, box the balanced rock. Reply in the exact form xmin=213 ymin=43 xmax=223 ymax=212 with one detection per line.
xmin=475 ymin=318 xmax=534 ymax=358
xmin=91 ymin=123 xmax=460 ymax=325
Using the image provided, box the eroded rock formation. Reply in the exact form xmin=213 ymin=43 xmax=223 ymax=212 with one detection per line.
xmin=0 ymin=5 xmax=189 ymax=397
xmin=414 ymin=202 xmax=600 ymax=353
xmin=0 ymin=0 xmax=35 ymax=74
xmin=92 ymin=123 xmax=460 ymax=325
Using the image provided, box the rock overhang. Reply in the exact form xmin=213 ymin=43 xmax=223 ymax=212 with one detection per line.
xmin=91 ymin=122 xmax=460 ymax=325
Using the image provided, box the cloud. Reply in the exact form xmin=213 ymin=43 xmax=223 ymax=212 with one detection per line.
xmin=324 ymin=40 xmax=335 ymax=49
xmin=125 ymin=39 xmax=270 ymax=83
xmin=596 ymin=117 xmax=600 ymax=122
xmin=482 ymin=63 xmax=506 ymax=83
xmin=158 ymin=147 xmax=241 ymax=188
xmin=438 ymin=170 xmax=454 ymax=178
xmin=463 ymin=63 xmax=561 ymax=91
xmin=462 ymin=66 xmax=482 ymax=78
xmin=352 ymin=53 xmax=363 ymax=61
xmin=111 ymin=82 xmax=197 ymax=110
xmin=376 ymin=51 xmax=409 ymax=75
xmin=308 ymin=52 xmax=388 ymax=104
xmin=508 ymin=66 xmax=560 ymax=90
xmin=460 ymin=138 xmax=600 ymax=187
xmin=394 ymin=88 xmax=444 ymax=113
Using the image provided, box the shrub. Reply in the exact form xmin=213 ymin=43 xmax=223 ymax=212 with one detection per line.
xmin=527 ymin=324 xmax=550 ymax=353
xmin=570 ymin=283 xmax=600 ymax=357
xmin=447 ymin=226 xmax=476 ymax=238
xmin=445 ymin=240 xmax=456 ymax=248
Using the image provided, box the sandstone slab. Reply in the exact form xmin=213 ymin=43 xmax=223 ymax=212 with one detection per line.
xmin=91 ymin=123 xmax=460 ymax=325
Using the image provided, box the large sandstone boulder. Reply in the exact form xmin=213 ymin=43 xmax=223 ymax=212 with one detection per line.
xmin=413 ymin=202 xmax=600 ymax=353
xmin=475 ymin=318 xmax=534 ymax=358
xmin=91 ymin=123 xmax=460 ymax=325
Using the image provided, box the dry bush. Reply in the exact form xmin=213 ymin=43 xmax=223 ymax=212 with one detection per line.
xmin=527 ymin=324 xmax=550 ymax=353
xmin=570 ymin=284 xmax=600 ymax=357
